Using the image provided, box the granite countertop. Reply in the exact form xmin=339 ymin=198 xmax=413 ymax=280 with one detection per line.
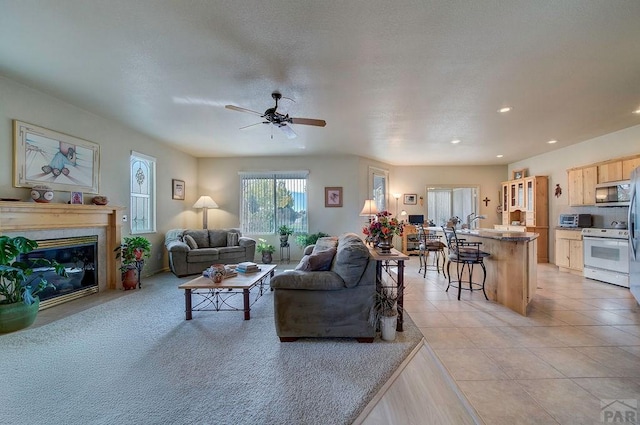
xmin=457 ymin=228 xmax=539 ymax=241
xmin=554 ymin=226 xmax=584 ymax=231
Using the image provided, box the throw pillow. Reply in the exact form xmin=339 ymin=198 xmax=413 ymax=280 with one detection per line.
xmin=184 ymin=234 xmax=198 ymax=250
xmin=295 ymin=255 xmax=312 ymax=271
xmin=227 ymin=232 xmax=239 ymax=246
xmin=307 ymin=247 xmax=337 ymax=271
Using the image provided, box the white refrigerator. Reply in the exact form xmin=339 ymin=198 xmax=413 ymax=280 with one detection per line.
xmin=630 ymin=166 xmax=640 ymax=304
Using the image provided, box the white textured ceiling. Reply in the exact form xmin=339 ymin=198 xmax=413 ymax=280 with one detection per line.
xmin=1 ymin=1 xmax=639 ymax=165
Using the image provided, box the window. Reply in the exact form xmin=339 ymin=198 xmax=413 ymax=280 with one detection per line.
xmin=239 ymin=171 xmax=308 ymax=234
xmin=130 ymin=151 xmax=156 ymax=234
xmin=426 ymin=186 xmax=478 ymax=227
xmin=369 ymin=167 xmax=389 ymax=212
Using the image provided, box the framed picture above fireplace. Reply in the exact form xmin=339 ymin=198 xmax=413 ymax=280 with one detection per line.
xmin=13 ymin=120 xmax=100 ymax=193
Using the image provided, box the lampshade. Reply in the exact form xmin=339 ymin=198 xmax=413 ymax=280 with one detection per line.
xmin=359 ymin=199 xmax=379 ymax=216
xmin=193 ymin=196 xmax=219 ymax=209
xmin=400 ymin=210 xmax=407 ymax=216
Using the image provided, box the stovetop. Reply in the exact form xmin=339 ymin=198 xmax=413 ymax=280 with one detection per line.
xmin=581 ymin=228 xmax=629 ymax=239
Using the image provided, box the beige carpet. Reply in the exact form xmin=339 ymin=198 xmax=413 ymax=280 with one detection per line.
xmin=1 ymin=272 xmax=422 ymax=425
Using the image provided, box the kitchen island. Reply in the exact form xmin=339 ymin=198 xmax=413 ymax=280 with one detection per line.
xmin=453 ymin=229 xmax=539 ymax=316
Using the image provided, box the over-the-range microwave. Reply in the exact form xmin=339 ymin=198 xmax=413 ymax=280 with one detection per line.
xmin=595 ymin=181 xmax=631 ymax=207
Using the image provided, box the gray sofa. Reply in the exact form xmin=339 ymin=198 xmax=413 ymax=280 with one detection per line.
xmin=270 ymin=233 xmax=376 ymax=342
xmin=165 ymin=228 xmax=256 ymax=277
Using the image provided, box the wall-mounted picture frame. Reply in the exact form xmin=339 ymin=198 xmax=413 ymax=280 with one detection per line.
xmin=13 ymin=120 xmax=100 ymax=193
xmin=404 ymin=193 xmax=417 ymax=205
xmin=172 ymin=179 xmax=185 ymax=200
xmin=70 ymin=191 xmax=83 ymax=205
xmin=324 ymin=186 xmax=343 ymax=207
xmin=512 ymin=168 xmax=528 ymax=180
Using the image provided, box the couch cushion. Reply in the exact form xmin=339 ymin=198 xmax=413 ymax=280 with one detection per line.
xmin=217 ymin=246 xmax=246 ymax=260
xmin=332 ymin=233 xmax=370 ymax=288
xmin=295 ymin=255 xmax=311 ymax=271
xmin=184 ymin=234 xmax=198 ymax=249
xmin=186 ymin=248 xmax=219 ymax=262
xmin=227 ymin=232 xmax=239 ymax=246
xmin=208 ymin=230 xmax=228 ymax=248
xmin=184 ymin=230 xmax=209 ymax=249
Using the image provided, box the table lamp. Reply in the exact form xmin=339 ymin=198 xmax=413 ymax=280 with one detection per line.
xmin=193 ymin=195 xmax=219 ymax=229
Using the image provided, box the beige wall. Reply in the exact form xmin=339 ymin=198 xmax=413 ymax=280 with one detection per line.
xmin=0 ymin=76 xmax=199 ymax=275
xmin=508 ymin=124 xmax=640 ymax=263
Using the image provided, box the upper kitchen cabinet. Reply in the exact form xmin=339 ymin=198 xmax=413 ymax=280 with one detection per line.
xmin=598 ymin=161 xmax=623 ymax=183
xmin=569 ymin=153 xmax=640 ymax=205
xmin=623 ymin=156 xmax=640 ymax=179
xmin=568 ymin=166 xmax=597 ymax=206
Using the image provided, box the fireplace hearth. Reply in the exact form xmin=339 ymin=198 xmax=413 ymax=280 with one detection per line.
xmin=20 ymin=236 xmax=98 ymax=309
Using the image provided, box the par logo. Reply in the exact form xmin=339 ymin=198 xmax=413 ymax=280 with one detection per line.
xmin=601 ymin=399 xmax=637 ymax=423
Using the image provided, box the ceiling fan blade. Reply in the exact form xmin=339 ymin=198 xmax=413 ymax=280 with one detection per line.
xmin=239 ymin=122 xmax=268 ymax=130
xmin=277 ymin=124 xmax=297 ymax=139
xmin=225 ymin=105 xmax=263 ymax=116
xmin=289 ymin=117 xmax=327 ymax=127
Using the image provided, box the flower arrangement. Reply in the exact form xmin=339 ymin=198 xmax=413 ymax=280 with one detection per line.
xmin=362 ymin=211 xmax=403 ymax=240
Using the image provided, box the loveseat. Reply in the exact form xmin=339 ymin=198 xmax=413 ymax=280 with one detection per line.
xmin=165 ymin=229 xmax=256 ymax=277
xmin=270 ymin=233 xmax=376 ymax=342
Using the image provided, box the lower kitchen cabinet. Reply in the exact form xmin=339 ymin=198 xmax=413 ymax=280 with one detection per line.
xmin=555 ymin=229 xmax=583 ymax=274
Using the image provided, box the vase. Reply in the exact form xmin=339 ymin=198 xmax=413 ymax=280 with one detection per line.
xmin=377 ymin=236 xmax=393 ymax=254
xmin=262 ymin=252 xmax=273 ymax=264
xmin=380 ymin=315 xmax=397 ymax=341
xmin=0 ymin=298 xmax=40 ymax=333
xmin=122 ymin=268 xmax=138 ymax=290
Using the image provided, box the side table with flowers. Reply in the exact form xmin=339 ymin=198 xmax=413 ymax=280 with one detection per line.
xmin=362 ymin=211 xmax=404 ymax=254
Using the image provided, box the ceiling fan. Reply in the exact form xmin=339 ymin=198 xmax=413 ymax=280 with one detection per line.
xmin=225 ymin=92 xmax=326 ymax=139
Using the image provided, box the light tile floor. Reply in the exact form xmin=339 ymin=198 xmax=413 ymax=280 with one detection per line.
xmin=403 ymin=260 xmax=640 ymax=425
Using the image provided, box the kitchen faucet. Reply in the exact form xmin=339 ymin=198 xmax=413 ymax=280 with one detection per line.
xmin=466 ymin=213 xmax=487 ymax=230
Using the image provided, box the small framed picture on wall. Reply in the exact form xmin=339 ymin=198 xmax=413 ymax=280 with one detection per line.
xmin=172 ymin=179 xmax=185 ymax=200
xmin=325 ymin=186 xmax=343 ymax=207
xmin=404 ymin=193 xmax=417 ymax=205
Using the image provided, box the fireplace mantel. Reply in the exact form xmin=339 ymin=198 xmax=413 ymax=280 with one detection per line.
xmin=0 ymin=201 xmax=125 ymax=290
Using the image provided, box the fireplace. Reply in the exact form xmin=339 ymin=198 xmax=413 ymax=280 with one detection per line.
xmin=20 ymin=236 xmax=98 ymax=309
xmin=0 ymin=201 xmax=124 ymax=308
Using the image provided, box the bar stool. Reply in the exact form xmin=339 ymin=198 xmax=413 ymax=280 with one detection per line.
xmin=417 ymin=225 xmax=446 ymax=277
xmin=442 ymin=226 xmax=490 ymax=300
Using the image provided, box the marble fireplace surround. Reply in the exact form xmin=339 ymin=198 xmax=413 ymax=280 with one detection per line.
xmin=0 ymin=201 xmax=125 ymax=292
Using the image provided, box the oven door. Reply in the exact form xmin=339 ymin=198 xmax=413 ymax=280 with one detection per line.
xmin=583 ymin=236 xmax=629 ymax=272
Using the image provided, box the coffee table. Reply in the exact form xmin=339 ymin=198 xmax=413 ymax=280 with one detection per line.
xmin=178 ymin=264 xmax=276 ymax=320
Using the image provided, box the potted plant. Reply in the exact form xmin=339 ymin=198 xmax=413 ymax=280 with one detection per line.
xmin=294 ymin=232 xmax=330 ymax=249
xmin=277 ymin=225 xmax=294 ymax=247
xmin=369 ymin=285 xmax=400 ymax=341
xmin=0 ymin=235 xmax=66 ymax=333
xmin=114 ymin=236 xmax=151 ymax=290
xmin=256 ymin=238 xmax=275 ymax=264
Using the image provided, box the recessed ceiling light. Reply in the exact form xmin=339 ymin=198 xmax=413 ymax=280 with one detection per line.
xmin=634 ymin=109 xmax=640 ymax=114
xmin=496 ymin=154 xmax=504 ymax=158
xmin=498 ymin=107 xmax=512 ymax=113
xmin=451 ymin=139 xmax=461 ymax=144
xmin=547 ymin=140 xmax=557 ymax=144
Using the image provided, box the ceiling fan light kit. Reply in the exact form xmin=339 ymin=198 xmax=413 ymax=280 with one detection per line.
xmin=225 ymin=92 xmax=326 ymax=139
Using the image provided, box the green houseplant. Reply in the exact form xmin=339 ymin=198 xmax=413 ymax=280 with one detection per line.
xmin=277 ymin=225 xmax=294 ymax=247
xmin=256 ymin=238 xmax=275 ymax=264
xmin=114 ymin=236 xmax=152 ymax=290
xmin=295 ymin=232 xmax=330 ymax=249
xmin=0 ymin=235 xmax=66 ymax=333
xmin=369 ymin=285 xmax=400 ymax=341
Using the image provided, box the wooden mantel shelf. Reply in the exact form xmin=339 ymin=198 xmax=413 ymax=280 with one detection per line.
xmin=0 ymin=201 xmax=125 ymax=290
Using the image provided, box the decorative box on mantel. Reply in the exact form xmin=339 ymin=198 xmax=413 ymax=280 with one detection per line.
xmin=0 ymin=201 xmax=125 ymax=293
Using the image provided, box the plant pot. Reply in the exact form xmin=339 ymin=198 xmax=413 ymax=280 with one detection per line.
xmin=0 ymin=298 xmax=40 ymax=333
xmin=279 ymin=234 xmax=289 ymax=247
xmin=380 ymin=315 xmax=397 ymax=341
xmin=262 ymin=252 xmax=273 ymax=264
xmin=122 ymin=268 xmax=138 ymax=290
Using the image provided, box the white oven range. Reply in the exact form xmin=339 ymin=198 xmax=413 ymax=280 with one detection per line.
xmin=581 ymin=228 xmax=629 ymax=287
